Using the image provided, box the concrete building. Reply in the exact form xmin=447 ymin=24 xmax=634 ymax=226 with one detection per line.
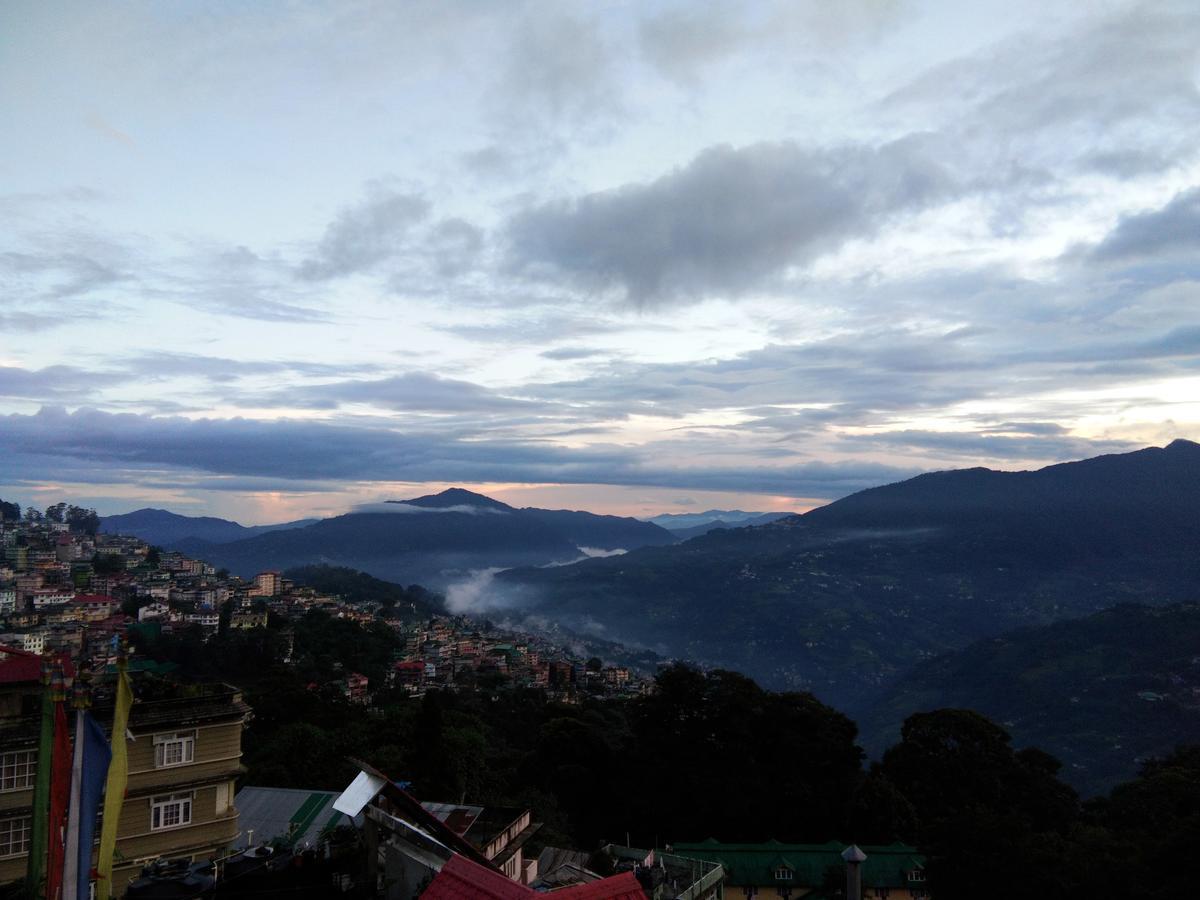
xmin=0 ymin=649 xmax=251 ymax=896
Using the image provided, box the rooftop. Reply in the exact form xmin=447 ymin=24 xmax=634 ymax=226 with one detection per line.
xmin=671 ymin=840 xmax=924 ymax=889
xmin=236 ymin=786 xmax=352 ymax=848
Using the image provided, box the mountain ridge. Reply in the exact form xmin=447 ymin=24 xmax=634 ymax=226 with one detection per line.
xmin=100 ymin=507 xmax=318 ymax=546
xmin=151 ymin=489 xmax=676 ymax=588
xmin=496 ymin=440 xmax=1200 ymax=711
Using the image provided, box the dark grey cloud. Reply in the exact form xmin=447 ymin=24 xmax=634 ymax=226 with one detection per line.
xmin=299 ymin=181 xmax=430 ymax=281
xmin=1090 ymin=187 xmax=1200 ymax=264
xmin=506 ymin=137 xmax=951 ymax=304
xmin=0 ymin=406 xmax=917 ymax=500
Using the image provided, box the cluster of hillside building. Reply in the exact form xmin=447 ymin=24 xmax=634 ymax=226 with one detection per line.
xmin=391 ymin=617 xmax=646 ymax=701
xmin=0 ymin=515 xmax=649 ymax=705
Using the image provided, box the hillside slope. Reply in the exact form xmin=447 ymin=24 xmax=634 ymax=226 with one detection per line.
xmin=859 ymin=603 xmax=1200 ymax=795
xmin=497 ymin=440 xmax=1200 ymax=711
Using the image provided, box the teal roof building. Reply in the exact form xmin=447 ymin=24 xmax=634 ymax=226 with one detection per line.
xmin=671 ymin=840 xmax=928 ymax=898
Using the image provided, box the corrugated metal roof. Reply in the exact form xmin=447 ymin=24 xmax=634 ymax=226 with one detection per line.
xmin=552 ymin=871 xmax=644 ymax=899
xmin=420 ymin=854 xmax=533 ymax=900
xmin=235 ymin=786 xmax=352 ymax=848
xmin=421 ymin=855 xmax=645 ymax=900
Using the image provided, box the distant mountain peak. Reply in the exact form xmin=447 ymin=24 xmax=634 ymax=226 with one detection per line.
xmin=1165 ymin=437 xmax=1199 ymax=452
xmin=394 ymin=488 xmax=514 ymax=511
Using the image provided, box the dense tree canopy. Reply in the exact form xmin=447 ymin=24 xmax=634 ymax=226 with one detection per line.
xmin=134 ymin=614 xmax=1200 ymax=896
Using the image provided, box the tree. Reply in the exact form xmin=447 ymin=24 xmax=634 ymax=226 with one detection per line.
xmin=65 ymin=505 xmax=100 ymax=535
xmin=0 ymin=498 xmax=20 ymax=521
xmin=880 ymin=710 xmax=1080 ymax=899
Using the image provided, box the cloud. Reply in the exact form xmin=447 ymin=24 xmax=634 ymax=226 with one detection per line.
xmin=258 ymin=372 xmax=545 ymax=414
xmin=506 ymin=137 xmax=951 ymax=304
xmin=496 ymin=8 xmax=620 ymax=126
xmin=835 ymin=429 xmax=1137 ymax=462
xmin=424 ymin=218 xmax=485 ymax=277
xmin=1089 ymin=187 xmax=1200 ymax=264
xmin=351 ymin=502 xmax=507 ymax=516
xmin=0 ymin=250 xmax=125 ymax=302
xmin=117 ymin=351 xmax=380 ymax=384
xmin=0 ymin=366 xmax=124 ymax=402
xmin=299 ymin=181 xmax=430 ymax=280
xmin=0 ymin=406 xmax=917 ymax=499
xmin=539 ymin=347 xmax=610 ymax=361
xmin=444 ymin=568 xmax=513 ymax=614
xmin=149 ymin=243 xmax=332 ymax=324
xmin=883 ymin=3 xmax=1200 ymax=180
xmin=639 ymin=0 xmax=902 ymax=83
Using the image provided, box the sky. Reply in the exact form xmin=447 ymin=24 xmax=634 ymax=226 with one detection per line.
xmin=2 ymin=0 xmax=1199 ymax=524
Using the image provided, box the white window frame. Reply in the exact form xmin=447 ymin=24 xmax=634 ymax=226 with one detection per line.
xmin=150 ymin=792 xmax=193 ymax=830
xmin=0 ymin=750 xmax=36 ymax=792
xmin=774 ymin=866 xmax=793 ymax=881
xmin=153 ymin=731 xmax=196 ymax=768
xmin=0 ymin=815 xmax=31 ymax=857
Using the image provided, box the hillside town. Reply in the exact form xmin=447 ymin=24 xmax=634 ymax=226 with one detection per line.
xmin=0 ymin=506 xmax=650 ymax=705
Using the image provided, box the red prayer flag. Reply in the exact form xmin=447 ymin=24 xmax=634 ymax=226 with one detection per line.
xmin=46 ymin=700 xmax=71 ymax=900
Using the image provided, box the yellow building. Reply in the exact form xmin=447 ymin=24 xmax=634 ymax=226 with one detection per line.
xmin=0 ymin=653 xmax=250 ymax=897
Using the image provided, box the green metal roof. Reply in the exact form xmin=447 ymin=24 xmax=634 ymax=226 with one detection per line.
xmin=671 ymin=841 xmax=924 ymax=889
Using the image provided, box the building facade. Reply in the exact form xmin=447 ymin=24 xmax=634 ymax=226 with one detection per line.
xmin=672 ymin=840 xmax=928 ymax=900
xmin=0 ymin=651 xmax=250 ymax=897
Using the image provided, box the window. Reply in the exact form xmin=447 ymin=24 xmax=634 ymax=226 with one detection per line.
xmin=774 ymin=866 xmax=793 ymax=881
xmin=907 ymin=869 xmax=927 ymax=883
xmin=151 ymin=793 xmax=193 ymax=830
xmin=0 ymin=750 xmax=36 ymax=792
xmin=0 ymin=816 xmax=30 ymax=857
xmin=153 ymin=732 xmax=195 ymax=768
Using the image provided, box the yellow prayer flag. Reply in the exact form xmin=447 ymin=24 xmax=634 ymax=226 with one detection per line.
xmin=95 ymin=660 xmax=132 ymax=900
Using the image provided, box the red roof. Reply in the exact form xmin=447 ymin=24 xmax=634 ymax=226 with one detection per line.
xmin=420 ymin=853 xmax=533 ymax=900
xmin=0 ymin=648 xmax=74 ymax=684
xmin=419 ymin=854 xmax=646 ymax=900
xmin=553 ymin=872 xmax=645 ymax=899
xmin=73 ymin=594 xmax=114 ymax=604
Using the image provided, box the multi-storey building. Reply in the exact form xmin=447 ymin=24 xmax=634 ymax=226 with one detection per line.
xmin=0 ymin=648 xmax=250 ymax=896
xmin=250 ymin=572 xmax=281 ymax=597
